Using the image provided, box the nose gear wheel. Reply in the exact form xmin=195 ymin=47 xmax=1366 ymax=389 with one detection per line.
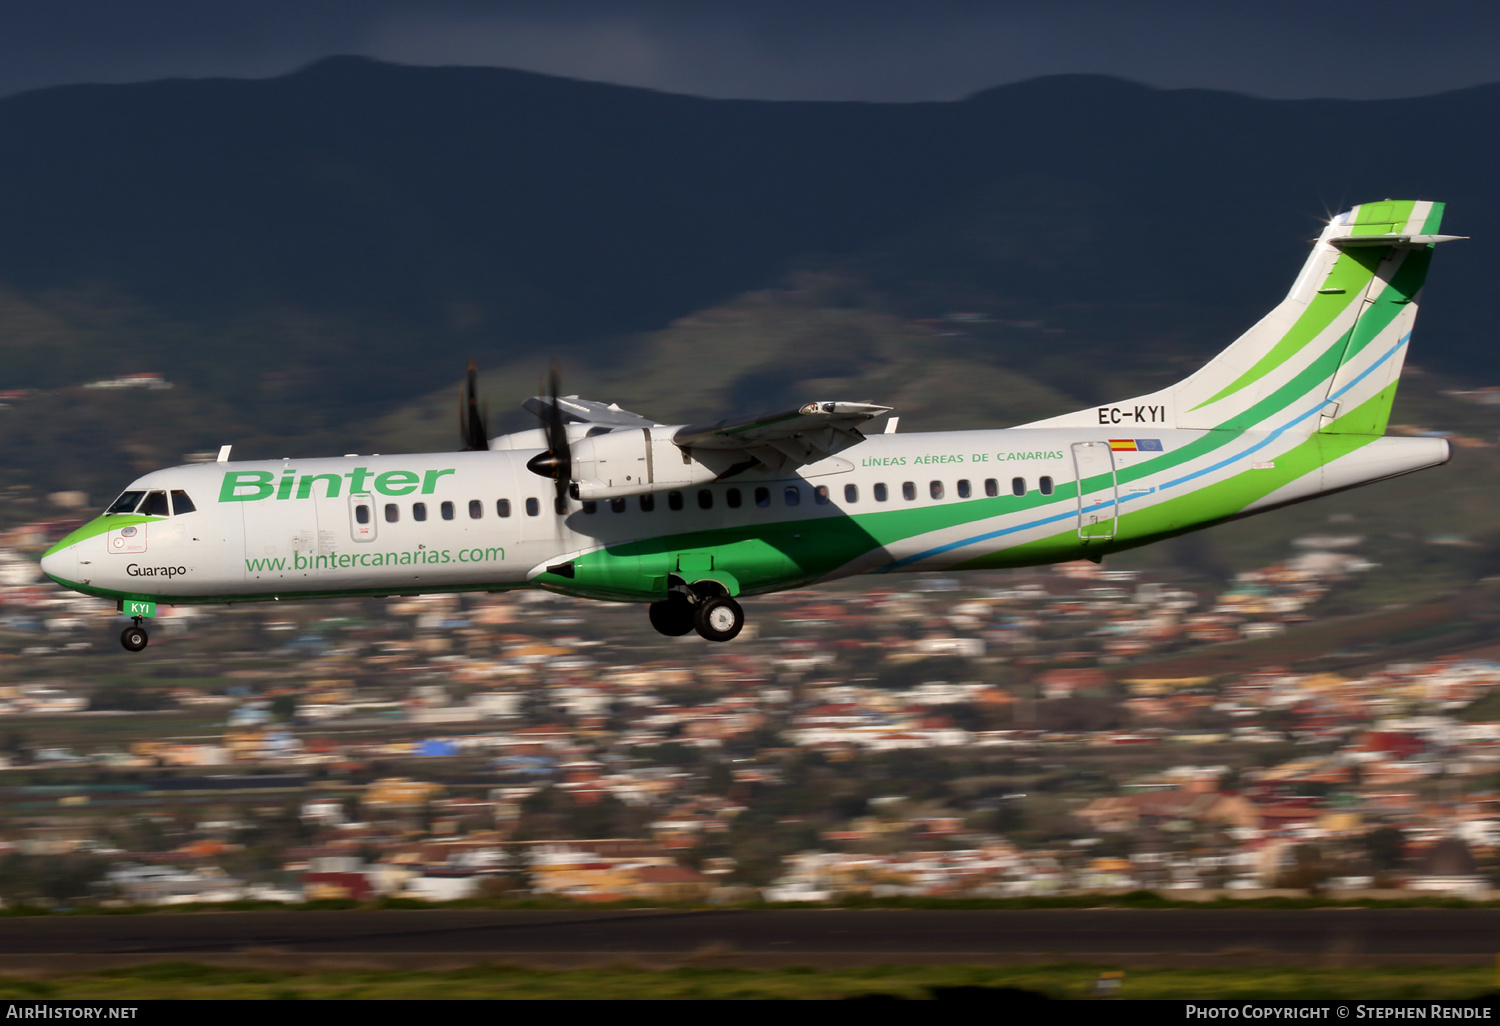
xmin=120 ymin=618 xmax=149 ymax=652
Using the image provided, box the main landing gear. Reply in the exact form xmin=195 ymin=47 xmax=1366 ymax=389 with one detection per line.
xmin=648 ymin=587 xmax=745 ymax=643
xmin=695 ymin=595 xmax=744 ymax=642
xmin=120 ymin=617 xmax=148 ymax=652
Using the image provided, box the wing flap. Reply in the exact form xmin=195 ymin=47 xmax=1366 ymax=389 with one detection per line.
xmin=681 ymin=402 xmax=888 ymax=444
xmin=674 ymin=401 xmax=891 ymax=470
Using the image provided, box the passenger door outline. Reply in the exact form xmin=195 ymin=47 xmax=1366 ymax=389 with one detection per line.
xmin=1072 ymin=441 xmax=1118 ymax=541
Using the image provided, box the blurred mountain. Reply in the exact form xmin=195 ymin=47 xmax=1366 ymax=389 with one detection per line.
xmin=1 ymin=59 xmax=1496 ymax=418
xmin=2 ymin=56 xmax=1499 ymax=570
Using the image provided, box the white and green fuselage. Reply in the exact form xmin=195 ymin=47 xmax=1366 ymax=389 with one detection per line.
xmin=40 ymin=200 xmax=1459 ymax=622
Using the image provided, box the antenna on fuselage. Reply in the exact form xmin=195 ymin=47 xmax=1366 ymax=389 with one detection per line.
xmin=216 ymin=445 xmax=232 ymax=462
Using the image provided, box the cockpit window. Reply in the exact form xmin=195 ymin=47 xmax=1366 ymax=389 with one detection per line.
xmin=140 ymin=491 xmax=170 ymax=517
xmin=170 ymin=490 xmax=196 ymax=515
xmin=105 ymin=491 xmax=145 ymax=515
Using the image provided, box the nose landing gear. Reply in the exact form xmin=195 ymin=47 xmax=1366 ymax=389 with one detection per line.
xmin=120 ymin=617 xmax=148 ymax=652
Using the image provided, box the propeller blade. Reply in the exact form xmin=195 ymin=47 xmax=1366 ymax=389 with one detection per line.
xmin=459 ymin=361 xmax=489 ymax=451
xmin=523 ymin=363 xmax=573 ymax=514
xmin=545 ymin=363 xmax=572 ymax=512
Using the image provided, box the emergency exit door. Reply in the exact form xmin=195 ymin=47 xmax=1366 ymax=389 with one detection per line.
xmin=349 ymin=494 xmax=377 ymax=543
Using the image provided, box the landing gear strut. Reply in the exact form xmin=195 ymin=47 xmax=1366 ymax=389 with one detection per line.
xmin=120 ymin=617 xmax=148 ymax=653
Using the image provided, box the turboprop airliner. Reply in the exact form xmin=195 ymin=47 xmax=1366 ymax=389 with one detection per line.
xmin=41 ymin=200 xmax=1462 ymax=651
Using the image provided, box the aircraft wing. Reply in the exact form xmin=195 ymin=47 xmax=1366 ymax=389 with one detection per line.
xmin=522 ymin=394 xmax=660 ymax=429
xmin=674 ymin=401 xmax=893 ymax=472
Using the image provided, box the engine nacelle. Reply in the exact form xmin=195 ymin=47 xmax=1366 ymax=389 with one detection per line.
xmin=569 ymin=428 xmax=734 ymax=500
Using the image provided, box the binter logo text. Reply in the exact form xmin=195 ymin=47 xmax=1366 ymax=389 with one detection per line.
xmin=219 ymin=468 xmax=457 ymax=502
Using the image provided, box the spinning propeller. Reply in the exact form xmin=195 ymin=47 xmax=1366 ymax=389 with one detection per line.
xmin=458 ymin=361 xmax=489 ymax=451
xmin=524 ymin=363 xmax=574 ymax=514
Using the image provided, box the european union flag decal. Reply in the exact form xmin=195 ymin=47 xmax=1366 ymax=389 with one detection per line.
xmin=1136 ymin=438 xmax=1163 ymax=452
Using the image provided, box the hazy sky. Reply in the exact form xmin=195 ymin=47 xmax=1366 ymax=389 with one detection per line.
xmin=3 ymin=0 xmax=1497 ymax=102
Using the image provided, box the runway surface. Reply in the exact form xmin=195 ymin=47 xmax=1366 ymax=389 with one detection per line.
xmin=0 ymin=909 xmax=1496 ymax=969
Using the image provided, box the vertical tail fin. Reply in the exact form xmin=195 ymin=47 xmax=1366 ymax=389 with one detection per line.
xmin=1021 ymin=200 xmax=1461 ymax=436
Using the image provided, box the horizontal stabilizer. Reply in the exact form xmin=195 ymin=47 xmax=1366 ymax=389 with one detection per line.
xmin=1330 ymin=234 xmax=1467 ymax=248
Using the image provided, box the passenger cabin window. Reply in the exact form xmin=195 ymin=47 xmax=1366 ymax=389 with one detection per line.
xmin=1012 ymin=477 xmax=1026 ymax=497
xmin=784 ymin=486 xmax=801 ymax=506
xmin=902 ymin=482 xmax=916 ymax=501
xmin=525 ymin=497 xmax=540 ymax=517
xmin=469 ymin=500 xmax=483 ymax=519
xmin=985 ymin=478 xmax=998 ymax=497
xmin=1040 ymin=476 xmax=1055 ymax=495
xmin=845 ymin=484 xmax=858 ymax=503
xmin=874 ymin=483 xmax=888 ymax=502
xmin=697 ymin=489 xmax=713 ymax=510
xmin=668 ymin=491 xmax=684 ymax=511
xmin=754 ymin=487 xmax=771 ymax=507
xmin=814 ymin=485 xmax=831 ymax=505
xmin=141 ymin=491 xmax=170 ymax=517
xmin=441 ymin=501 xmax=455 ymax=521
xmin=497 ymin=499 xmax=512 ymax=518
xmin=639 ymin=494 xmax=655 ymax=512
xmin=413 ymin=502 xmax=428 ymax=522
xmin=355 ymin=505 xmax=370 ymax=525
xmin=726 ymin=488 xmax=742 ymax=508
xmin=957 ymin=479 xmax=971 ymax=499
xmin=385 ymin=503 xmax=400 ymax=523
xmin=930 ymin=481 xmax=944 ymax=500
xmin=106 ymin=491 xmax=145 ymax=514
xmin=170 ymin=490 xmax=196 ymax=515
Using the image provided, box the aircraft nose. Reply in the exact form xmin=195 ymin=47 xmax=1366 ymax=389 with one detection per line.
xmin=39 ymin=544 xmax=75 ymax=583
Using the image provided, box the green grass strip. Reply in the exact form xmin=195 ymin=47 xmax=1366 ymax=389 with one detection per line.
xmin=0 ymin=962 xmax=1491 ymax=1000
